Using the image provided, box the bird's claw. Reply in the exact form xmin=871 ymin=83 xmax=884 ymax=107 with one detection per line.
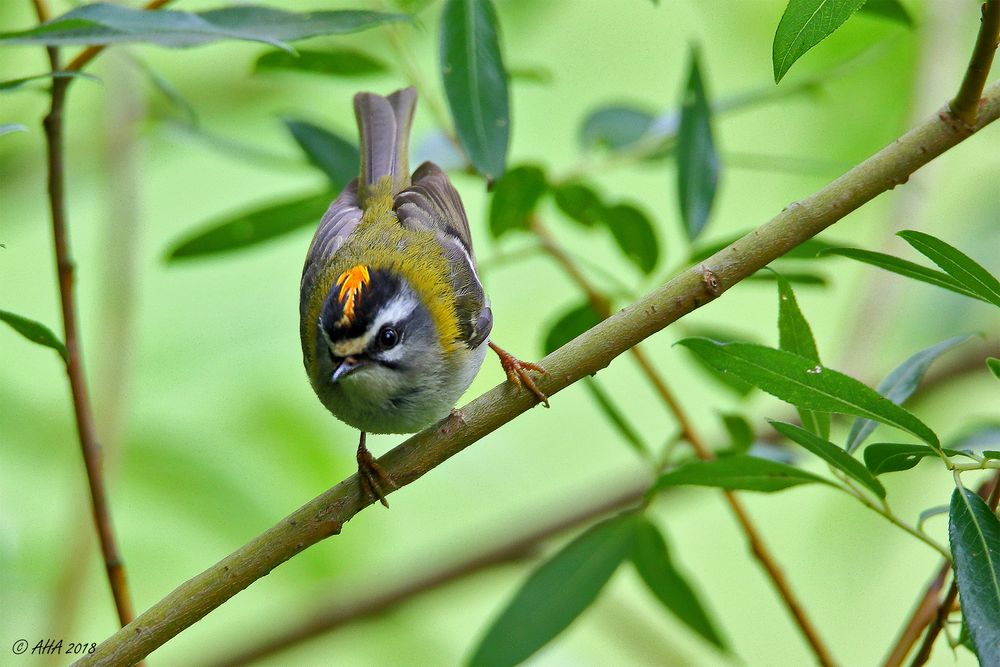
xmin=490 ymin=342 xmax=550 ymax=407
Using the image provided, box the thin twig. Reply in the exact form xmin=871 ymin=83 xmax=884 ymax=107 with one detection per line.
xmin=39 ymin=51 xmax=136 ymax=629
xmin=209 ymin=480 xmax=648 ymax=666
xmin=29 ymin=0 xmax=178 ymax=634
xmin=77 ymin=83 xmax=1000 ymax=667
xmin=904 ymin=472 xmax=999 ymax=666
xmin=950 ymin=0 xmax=1000 ymax=125
xmin=532 ymin=216 xmax=837 ymax=666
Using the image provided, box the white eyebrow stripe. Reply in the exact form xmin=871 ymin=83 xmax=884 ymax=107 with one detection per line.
xmin=325 ymin=292 xmax=418 ymax=361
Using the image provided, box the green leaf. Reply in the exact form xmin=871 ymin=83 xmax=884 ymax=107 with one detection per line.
xmin=488 ymin=165 xmax=546 ymax=239
xmin=0 ymin=5 xmax=408 ymax=49
xmin=820 ymin=246 xmax=983 ymax=301
xmin=859 ymin=0 xmax=914 ymax=26
xmin=680 ymin=328 xmax=755 ymax=398
xmin=675 ymin=338 xmax=940 ymax=448
xmin=775 ymin=271 xmax=829 ymax=439
xmin=543 ymin=302 xmax=602 ymax=355
xmin=282 ymin=119 xmax=359 ymax=189
xmin=677 ymin=48 xmax=720 ymax=241
xmin=552 ymin=181 xmax=605 ymax=228
xmin=166 ymin=191 xmax=332 ymax=261
xmin=579 ymin=106 xmax=655 ymax=151
xmin=440 ymin=0 xmax=510 ymax=182
xmin=898 ymin=230 xmax=1000 ymax=307
xmin=583 ymin=378 xmax=650 ymax=459
xmin=654 ymin=454 xmax=834 ymax=493
xmin=0 ymin=310 xmax=67 ymax=361
xmin=720 ymin=413 xmax=754 ymax=454
xmin=748 ymin=269 xmax=827 ymax=286
xmin=845 ymin=334 xmax=973 ymax=453
xmin=468 ymin=514 xmax=638 ymax=666
xmin=600 ymin=204 xmax=659 ymax=275
xmin=863 ymin=443 xmax=941 ymax=475
xmin=770 ymin=421 xmax=884 ymax=498
xmin=255 ymin=48 xmax=388 ymax=77
xmin=0 ymin=70 xmax=100 ymax=93
xmin=772 ymin=0 xmax=869 ymax=83
xmin=949 ymin=487 xmax=1000 ymax=666
xmin=128 ymin=54 xmax=199 ymax=125
xmin=631 ymin=518 xmax=727 ymax=650
xmin=988 ymin=358 xmax=1000 ymax=381
xmin=0 ymin=124 xmax=27 ymax=136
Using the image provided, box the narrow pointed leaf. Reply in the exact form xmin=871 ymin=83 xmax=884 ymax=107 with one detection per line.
xmin=988 ymin=358 xmax=1000 ymax=381
xmin=0 ymin=5 xmax=408 ymax=48
xmin=488 ymin=165 xmax=546 ymax=239
xmin=720 ymin=413 xmax=754 ymax=454
xmin=255 ymin=48 xmax=387 ymax=77
xmin=552 ymin=181 xmax=605 ymax=228
xmin=677 ymin=49 xmax=719 ymax=240
xmin=680 ymin=328 xmax=755 ymax=397
xmin=601 ymin=204 xmax=659 ymax=274
xmin=282 ymin=119 xmax=359 ymax=189
xmin=770 ymin=421 xmax=884 ymax=497
xmin=468 ymin=514 xmax=638 ymax=667
xmin=0 ymin=70 xmax=99 ymax=93
xmin=949 ymin=487 xmax=1000 ymax=666
xmin=820 ymin=247 xmax=983 ymax=301
xmin=544 ymin=302 xmax=603 ymax=355
xmin=863 ymin=443 xmax=943 ymax=475
xmin=654 ymin=454 xmax=834 ymax=493
xmin=846 ymin=334 xmax=973 ymax=452
xmin=859 ymin=0 xmax=914 ymax=26
xmin=166 ymin=191 xmax=332 ymax=261
xmin=775 ymin=271 xmax=829 ymax=439
xmin=676 ymin=338 xmax=939 ymax=447
xmin=898 ymin=231 xmax=1000 ymax=307
xmin=440 ymin=0 xmax=509 ymax=181
xmin=579 ymin=106 xmax=655 ymax=151
xmin=0 ymin=310 xmax=67 ymax=361
xmin=583 ymin=378 xmax=650 ymax=459
xmin=631 ymin=518 xmax=727 ymax=649
xmin=772 ymin=0 xmax=869 ymax=83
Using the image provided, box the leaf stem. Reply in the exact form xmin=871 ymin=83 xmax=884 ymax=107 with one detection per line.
xmin=950 ymin=0 xmax=1000 ymax=125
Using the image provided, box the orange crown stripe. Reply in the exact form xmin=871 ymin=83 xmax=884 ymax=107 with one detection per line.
xmin=335 ymin=265 xmax=371 ymax=324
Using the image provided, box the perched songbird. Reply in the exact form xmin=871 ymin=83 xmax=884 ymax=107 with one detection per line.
xmin=300 ymin=87 xmax=547 ymax=506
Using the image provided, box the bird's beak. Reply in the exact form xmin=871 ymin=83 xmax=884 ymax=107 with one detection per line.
xmin=330 ymin=356 xmax=365 ymax=383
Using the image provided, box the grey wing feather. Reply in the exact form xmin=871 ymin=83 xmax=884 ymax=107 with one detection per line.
xmin=395 ymin=162 xmax=490 ymax=348
xmin=300 ymin=180 xmax=363 ymax=300
xmin=395 ymin=161 xmax=476 ymax=260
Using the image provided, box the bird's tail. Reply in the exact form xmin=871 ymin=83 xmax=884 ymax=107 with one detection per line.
xmin=353 ymin=87 xmax=417 ymax=207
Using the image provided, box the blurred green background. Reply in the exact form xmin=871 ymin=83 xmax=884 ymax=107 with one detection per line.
xmin=1 ymin=0 xmax=998 ymax=665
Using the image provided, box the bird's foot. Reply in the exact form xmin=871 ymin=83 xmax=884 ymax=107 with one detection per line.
xmin=489 ymin=342 xmax=549 ymax=407
xmin=357 ymin=434 xmax=396 ymax=508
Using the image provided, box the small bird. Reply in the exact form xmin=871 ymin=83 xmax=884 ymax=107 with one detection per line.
xmin=300 ymin=87 xmax=547 ymax=507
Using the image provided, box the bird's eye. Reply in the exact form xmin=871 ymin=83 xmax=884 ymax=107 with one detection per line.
xmin=378 ymin=325 xmax=400 ymax=349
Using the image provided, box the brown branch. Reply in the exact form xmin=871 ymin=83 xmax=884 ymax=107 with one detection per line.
xmin=888 ymin=472 xmax=1000 ymax=666
xmin=951 ymin=0 xmax=1000 ymax=125
xmin=532 ymin=217 xmax=836 ymax=666
xmin=29 ymin=0 xmax=178 ymax=634
xmin=76 ymin=83 xmax=1000 ymax=667
xmin=209 ymin=479 xmax=648 ymax=666
xmin=40 ymin=56 xmax=136 ymax=628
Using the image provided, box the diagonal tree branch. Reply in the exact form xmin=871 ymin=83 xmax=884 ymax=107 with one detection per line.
xmin=951 ymin=0 xmax=1000 ymax=125
xmin=209 ymin=479 xmax=648 ymax=666
xmin=75 ymin=82 xmax=1000 ymax=667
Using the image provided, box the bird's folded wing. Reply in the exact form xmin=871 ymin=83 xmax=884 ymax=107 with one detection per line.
xmin=301 ymin=180 xmax=363 ymax=298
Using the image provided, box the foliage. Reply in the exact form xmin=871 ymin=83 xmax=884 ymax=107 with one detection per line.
xmin=2 ymin=0 xmax=998 ymax=666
